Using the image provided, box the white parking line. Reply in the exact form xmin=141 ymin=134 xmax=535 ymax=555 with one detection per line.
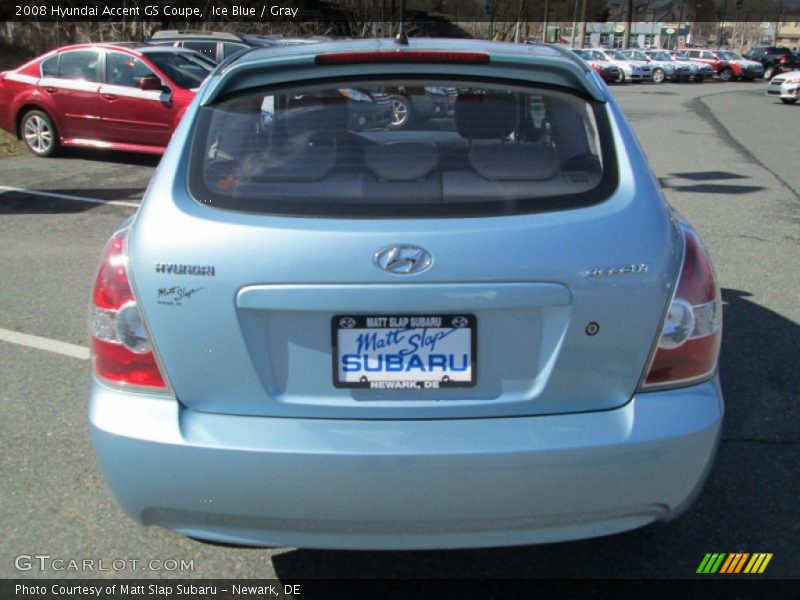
xmin=0 ymin=185 xmax=140 ymax=208
xmin=0 ymin=327 xmax=90 ymax=360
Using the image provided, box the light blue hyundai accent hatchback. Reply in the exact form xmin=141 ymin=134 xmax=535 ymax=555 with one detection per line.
xmin=88 ymin=38 xmax=724 ymax=549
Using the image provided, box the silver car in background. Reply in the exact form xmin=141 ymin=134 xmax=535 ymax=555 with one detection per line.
xmin=766 ymin=70 xmax=800 ymax=104
xmin=622 ymin=49 xmax=691 ymax=83
xmin=586 ymin=48 xmax=652 ymax=83
xmin=666 ymin=50 xmax=714 ymax=82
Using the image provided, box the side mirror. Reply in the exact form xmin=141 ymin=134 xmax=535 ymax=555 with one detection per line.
xmin=139 ymin=76 xmax=164 ymax=91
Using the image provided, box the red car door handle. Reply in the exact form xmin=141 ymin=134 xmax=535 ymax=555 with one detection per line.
xmin=44 ymin=86 xmax=57 ymax=93
xmin=101 ymin=93 xmax=118 ymax=101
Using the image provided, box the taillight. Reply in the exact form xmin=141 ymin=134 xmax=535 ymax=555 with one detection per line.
xmin=640 ymin=226 xmax=722 ymax=390
xmin=89 ymin=231 xmax=169 ymax=391
xmin=315 ymin=51 xmax=490 ymax=66
xmin=779 ymin=55 xmax=787 ymax=65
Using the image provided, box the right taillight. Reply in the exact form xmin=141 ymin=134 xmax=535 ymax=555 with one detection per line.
xmin=89 ymin=231 xmax=169 ymax=392
xmin=640 ymin=226 xmax=722 ymax=390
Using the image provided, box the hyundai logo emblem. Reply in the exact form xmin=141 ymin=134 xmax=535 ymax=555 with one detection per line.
xmin=374 ymin=245 xmax=432 ymax=275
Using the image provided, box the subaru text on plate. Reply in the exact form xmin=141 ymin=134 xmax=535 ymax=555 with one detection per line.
xmin=88 ymin=39 xmax=724 ymax=550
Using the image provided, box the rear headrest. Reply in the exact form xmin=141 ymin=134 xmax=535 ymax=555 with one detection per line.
xmin=455 ymin=93 xmax=518 ymax=139
xmin=365 ymin=142 xmax=439 ymax=181
xmin=469 ymin=144 xmax=558 ymax=181
xmin=236 ymin=139 xmax=337 ymax=182
xmin=282 ymin=97 xmax=349 ymax=140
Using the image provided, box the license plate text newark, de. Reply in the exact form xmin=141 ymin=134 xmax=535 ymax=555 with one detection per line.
xmin=333 ymin=314 xmax=476 ymax=389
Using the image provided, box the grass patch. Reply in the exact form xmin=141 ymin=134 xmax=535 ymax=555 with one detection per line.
xmin=0 ymin=128 xmax=27 ymax=158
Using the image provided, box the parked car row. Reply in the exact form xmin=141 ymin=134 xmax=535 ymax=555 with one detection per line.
xmin=571 ymin=46 xmax=764 ymax=84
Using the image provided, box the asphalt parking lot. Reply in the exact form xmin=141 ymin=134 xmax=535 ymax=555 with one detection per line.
xmin=0 ymin=80 xmax=798 ymax=580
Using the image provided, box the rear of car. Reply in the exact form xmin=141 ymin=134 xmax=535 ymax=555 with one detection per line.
xmin=88 ymin=40 xmax=723 ymax=550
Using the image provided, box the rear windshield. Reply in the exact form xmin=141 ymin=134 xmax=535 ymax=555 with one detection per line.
xmin=188 ymin=79 xmax=617 ymax=218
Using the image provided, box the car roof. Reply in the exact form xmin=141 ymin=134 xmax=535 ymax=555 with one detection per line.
xmin=149 ymin=30 xmax=335 ymax=47
xmin=204 ymin=38 xmax=605 ymax=104
xmin=47 ymin=42 xmax=209 ymax=56
xmin=138 ymin=45 xmax=209 ymax=56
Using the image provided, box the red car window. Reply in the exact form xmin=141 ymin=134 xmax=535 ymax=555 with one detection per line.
xmin=41 ymin=55 xmax=59 ymax=77
xmin=59 ymin=50 xmax=100 ymax=82
xmin=106 ymin=52 xmax=156 ymax=88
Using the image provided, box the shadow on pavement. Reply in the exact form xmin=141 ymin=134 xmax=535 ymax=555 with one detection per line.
xmin=668 ymin=171 xmax=748 ymax=181
xmin=56 ymin=147 xmax=161 ymax=167
xmin=660 ymin=170 xmax=765 ymax=194
xmin=718 ymin=288 xmax=799 ymax=442
xmin=270 ymin=288 xmax=798 ymax=579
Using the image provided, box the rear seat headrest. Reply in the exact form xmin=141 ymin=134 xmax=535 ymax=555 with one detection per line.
xmin=365 ymin=142 xmax=439 ymax=181
xmin=282 ymin=96 xmax=349 ymax=140
xmin=455 ymin=93 xmax=518 ymax=139
xmin=237 ymin=140 xmax=337 ymax=182
xmin=469 ymin=144 xmax=558 ymax=181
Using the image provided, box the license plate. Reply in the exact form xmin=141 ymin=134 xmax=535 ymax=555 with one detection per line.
xmin=332 ymin=314 xmax=476 ymax=389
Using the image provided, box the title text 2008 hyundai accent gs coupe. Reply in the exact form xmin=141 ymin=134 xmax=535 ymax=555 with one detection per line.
xmin=88 ymin=39 xmax=723 ymax=550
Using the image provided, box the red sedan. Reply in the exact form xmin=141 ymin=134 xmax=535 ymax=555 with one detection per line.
xmin=0 ymin=43 xmax=213 ymax=157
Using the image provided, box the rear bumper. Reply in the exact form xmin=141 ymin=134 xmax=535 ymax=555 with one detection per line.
xmin=90 ymin=377 xmax=723 ymax=550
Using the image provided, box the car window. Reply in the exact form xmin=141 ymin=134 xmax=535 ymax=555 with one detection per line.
xmin=145 ymin=52 xmax=213 ymax=89
xmin=222 ymin=42 xmax=248 ymax=59
xmin=701 ymin=51 xmax=715 ymax=59
xmin=40 ymin=55 xmax=59 ymax=77
xmin=106 ymin=52 xmax=156 ymax=88
xmin=58 ymin=50 xmax=100 ymax=82
xmin=182 ymin=41 xmax=217 ymax=58
xmin=188 ymin=79 xmax=616 ymax=218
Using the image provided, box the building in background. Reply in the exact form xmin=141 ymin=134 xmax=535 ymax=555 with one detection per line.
xmin=776 ymin=19 xmax=800 ymax=50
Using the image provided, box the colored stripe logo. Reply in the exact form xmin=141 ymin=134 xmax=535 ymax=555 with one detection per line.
xmin=697 ymin=553 xmax=773 ymax=574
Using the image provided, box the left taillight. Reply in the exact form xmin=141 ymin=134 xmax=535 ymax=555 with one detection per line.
xmin=89 ymin=231 xmax=169 ymax=391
